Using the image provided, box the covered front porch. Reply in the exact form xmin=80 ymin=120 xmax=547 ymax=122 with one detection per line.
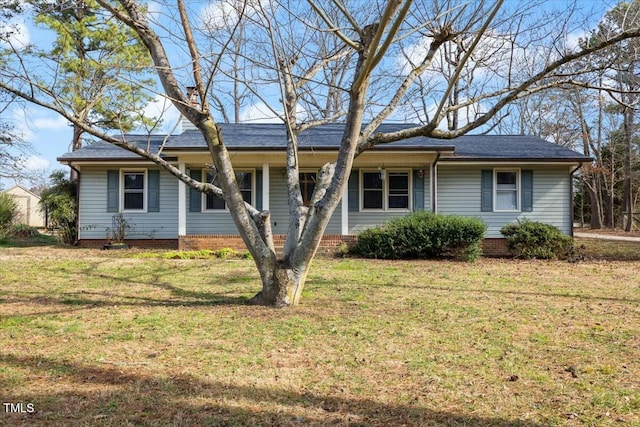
xmin=173 ymin=150 xmax=442 ymax=239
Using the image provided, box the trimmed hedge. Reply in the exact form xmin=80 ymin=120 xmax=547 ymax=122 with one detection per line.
xmin=354 ymin=212 xmax=486 ymax=261
xmin=500 ymin=219 xmax=573 ymax=259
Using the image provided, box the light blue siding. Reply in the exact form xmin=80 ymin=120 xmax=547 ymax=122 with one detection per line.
xmin=437 ymin=164 xmax=571 ymax=237
xmin=348 ymin=169 xmax=430 ymax=233
xmin=78 ymin=168 xmax=178 ymax=239
xmin=79 ymin=163 xmax=571 ymax=242
xmin=186 ymin=210 xmax=238 ymax=234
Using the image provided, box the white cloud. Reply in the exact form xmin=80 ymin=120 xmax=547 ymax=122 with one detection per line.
xmin=24 ymin=155 xmax=50 ymax=172
xmin=32 ymin=116 xmax=69 ymax=132
xmin=143 ymin=95 xmax=182 ymax=133
xmin=565 ymin=31 xmax=587 ymax=52
xmin=10 ymin=108 xmax=69 ymax=141
xmin=199 ymin=0 xmax=268 ymax=30
xmin=0 ymin=19 xmax=30 ymax=48
xmin=200 ymin=0 xmax=238 ymax=29
xmin=239 ymin=102 xmax=282 ymax=123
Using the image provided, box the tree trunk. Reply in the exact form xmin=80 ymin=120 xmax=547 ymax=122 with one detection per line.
xmin=249 ymin=260 xmax=307 ymax=308
xmin=70 ymin=124 xmax=83 ymax=181
xmin=623 ymin=105 xmax=633 ymax=232
xmin=586 ymin=178 xmax=603 ymax=229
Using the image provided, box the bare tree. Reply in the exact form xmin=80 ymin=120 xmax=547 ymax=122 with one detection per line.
xmin=3 ymin=0 xmax=640 ymax=306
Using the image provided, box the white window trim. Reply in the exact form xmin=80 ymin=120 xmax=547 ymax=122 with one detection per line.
xmin=202 ymin=168 xmax=256 ymax=212
xmin=493 ymin=168 xmax=521 ymax=212
xmin=359 ymin=169 xmax=412 ymax=212
xmin=120 ymin=169 xmax=147 ymax=213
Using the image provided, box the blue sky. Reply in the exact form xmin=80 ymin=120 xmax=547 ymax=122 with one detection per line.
xmin=0 ymin=0 xmax=616 ymax=189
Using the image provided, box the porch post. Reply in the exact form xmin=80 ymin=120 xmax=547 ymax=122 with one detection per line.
xmin=178 ymin=162 xmax=186 ymax=236
xmin=431 ymin=162 xmax=438 ymax=212
xmin=341 ymin=184 xmax=349 ymax=235
xmin=262 ymin=163 xmax=270 ymax=211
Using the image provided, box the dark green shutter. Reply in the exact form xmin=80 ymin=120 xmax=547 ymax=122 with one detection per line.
xmin=189 ymin=168 xmax=202 ymax=212
xmin=481 ymin=170 xmax=493 ymax=212
xmin=413 ymin=170 xmax=425 ymax=211
xmin=255 ymin=170 xmax=263 ymax=211
xmin=521 ymin=170 xmax=533 ymax=212
xmin=107 ymin=170 xmax=119 ymax=212
xmin=147 ymin=170 xmax=160 ymax=212
xmin=348 ymin=171 xmax=359 ymax=212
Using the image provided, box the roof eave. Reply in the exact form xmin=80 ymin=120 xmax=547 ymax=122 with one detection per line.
xmin=439 ymin=156 xmax=592 ymax=163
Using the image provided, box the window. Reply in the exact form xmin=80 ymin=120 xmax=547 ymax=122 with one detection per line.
xmin=299 ymin=172 xmax=316 ymax=206
xmin=203 ymin=170 xmax=253 ymax=210
xmin=388 ymin=172 xmax=410 ymax=209
xmin=362 ymin=172 xmax=384 ymax=209
xmin=108 ymin=169 xmax=158 ymax=213
xmin=481 ymin=169 xmax=532 ymax=213
xmin=495 ymin=170 xmax=519 ymax=211
xmin=122 ymin=171 xmax=145 ymax=211
xmin=361 ymin=170 xmax=411 ymax=211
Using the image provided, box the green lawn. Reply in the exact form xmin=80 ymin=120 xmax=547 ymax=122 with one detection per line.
xmin=0 ymin=244 xmax=639 ymax=426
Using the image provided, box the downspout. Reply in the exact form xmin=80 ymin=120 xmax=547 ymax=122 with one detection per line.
xmin=69 ymin=164 xmax=81 ymax=245
xmin=431 ymin=153 xmax=441 ymax=212
xmin=569 ymin=163 xmax=583 ymax=237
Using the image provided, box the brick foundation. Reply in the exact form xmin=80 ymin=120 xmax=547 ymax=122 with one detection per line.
xmin=77 ymin=235 xmax=510 ymax=257
xmin=179 ymin=234 xmax=357 ymax=256
xmin=482 ymin=238 xmax=510 ymax=257
xmin=78 ymin=239 xmax=179 ymax=249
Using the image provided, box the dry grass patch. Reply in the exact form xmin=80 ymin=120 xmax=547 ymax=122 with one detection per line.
xmin=0 ymin=246 xmax=639 ymax=426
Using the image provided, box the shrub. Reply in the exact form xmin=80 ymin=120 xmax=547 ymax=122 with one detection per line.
xmin=214 ymin=247 xmax=238 ymax=258
xmin=39 ymin=171 xmax=77 ymax=244
xmin=161 ymin=248 xmax=242 ymax=260
xmin=0 ymin=193 xmax=19 ymax=228
xmin=500 ymin=219 xmax=574 ymax=259
xmin=354 ymin=212 xmax=486 ymax=261
xmin=9 ymin=224 xmax=39 ymax=238
xmin=334 ymin=242 xmax=351 ymax=258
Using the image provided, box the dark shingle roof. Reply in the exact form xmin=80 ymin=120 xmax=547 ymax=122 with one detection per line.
xmin=435 ymin=135 xmax=589 ymax=161
xmin=166 ymin=123 xmax=455 ymax=150
xmin=58 ymin=123 xmax=590 ymax=162
xmin=58 ymin=135 xmax=166 ymax=160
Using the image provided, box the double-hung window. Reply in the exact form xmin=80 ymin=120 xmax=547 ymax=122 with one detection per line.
xmin=362 ymin=171 xmax=384 ymax=209
xmin=388 ymin=172 xmax=410 ymax=209
xmin=122 ymin=171 xmax=146 ymax=211
xmin=495 ymin=170 xmax=519 ymax=211
xmin=203 ymin=170 xmax=253 ymax=210
xmin=361 ymin=170 xmax=411 ymax=211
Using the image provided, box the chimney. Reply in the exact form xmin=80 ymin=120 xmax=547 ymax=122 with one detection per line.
xmin=182 ymin=87 xmax=199 ymax=132
xmin=186 ymin=86 xmax=199 ymax=107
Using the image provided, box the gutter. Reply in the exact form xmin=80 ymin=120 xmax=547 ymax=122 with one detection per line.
xmin=569 ymin=163 xmax=584 ymax=238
